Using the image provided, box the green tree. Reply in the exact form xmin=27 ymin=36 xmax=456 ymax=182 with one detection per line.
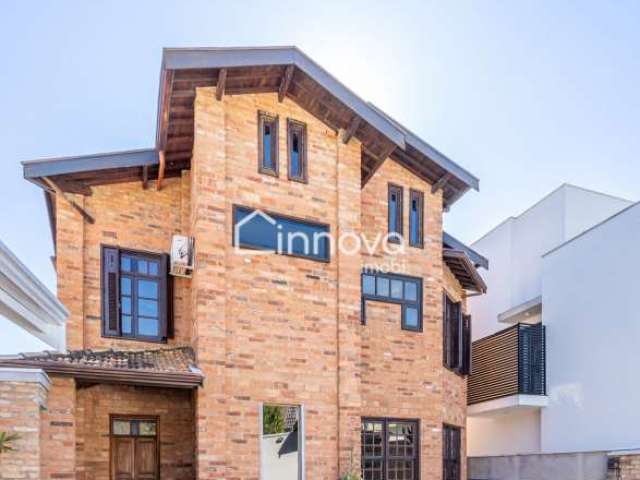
xmin=262 ymin=405 xmax=285 ymax=435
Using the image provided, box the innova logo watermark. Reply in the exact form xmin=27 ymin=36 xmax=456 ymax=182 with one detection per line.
xmin=234 ymin=209 xmax=409 ymax=273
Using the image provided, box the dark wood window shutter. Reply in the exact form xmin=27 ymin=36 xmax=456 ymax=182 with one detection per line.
xmin=102 ymin=246 xmax=120 ymax=336
xmin=158 ymin=253 xmax=171 ymax=339
xmin=462 ymin=314 xmax=472 ymax=375
xmin=443 ymin=292 xmax=449 ymax=366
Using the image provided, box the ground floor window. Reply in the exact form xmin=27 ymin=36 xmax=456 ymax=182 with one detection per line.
xmin=261 ymin=404 xmax=303 ymax=480
xmin=110 ymin=416 xmax=159 ymax=479
xmin=361 ymin=418 xmax=419 ymax=480
xmin=442 ymin=424 xmax=461 ymax=480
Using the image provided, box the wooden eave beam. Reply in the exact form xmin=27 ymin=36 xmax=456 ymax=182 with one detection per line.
xmin=42 ymin=177 xmax=95 ymax=224
xmin=342 ymin=115 xmax=361 ymax=144
xmin=215 ymin=68 xmax=227 ymax=101
xmin=142 ymin=165 xmax=149 ymax=190
xmin=278 ymin=65 xmax=294 ymax=102
xmin=362 ymin=143 xmax=397 ymax=185
xmin=157 ymin=150 xmax=166 ymax=191
xmin=431 ymin=173 xmax=452 ymax=194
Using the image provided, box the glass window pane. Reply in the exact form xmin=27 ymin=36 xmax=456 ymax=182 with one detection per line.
xmin=138 ymin=299 xmax=158 ymax=317
xmin=362 ymin=275 xmax=375 ymax=295
xmin=120 ymin=277 xmax=131 ymax=295
xmin=113 ymin=420 xmax=131 ymax=435
xmin=138 ymin=421 xmax=157 ymax=436
xmin=121 ymin=315 xmax=132 ymax=334
xmin=405 ymin=307 xmax=419 ymax=328
xmin=121 ymin=296 xmax=132 ymax=314
xmin=148 ymin=261 xmax=159 ymax=276
xmin=389 ymin=193 xmax=398 ymax=232
xmin=137 ymin=280 xmax=158 ymax=299
xmin=376 ymin=277 xmax=389 ymax=297
xmin=391 ymin=279 xmax=403 ymax=299
xmin=404 ymin=282 xmax=417 ymax=301
xmin=279 ymin=217 xmax=329 ymax=260
xmin=263 ymin=123 xmax=273 ymax=169
xmin=234 ymin=207 xmax=277 ymax=251
xmin=137 ymin=259 xmax=148 ymax=275
xmin=120 ymin=256 xmax=132 ymax=272
xmin=138 ymin=317 xmax=159 ymax=336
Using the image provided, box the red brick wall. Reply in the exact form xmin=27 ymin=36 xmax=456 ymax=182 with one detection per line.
xmin=0 ymin=373 xmax=48 ymax=480
xmin=75 ymin=384 xmax=194 ymax=480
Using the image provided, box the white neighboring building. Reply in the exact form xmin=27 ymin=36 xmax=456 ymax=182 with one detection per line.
xmin=466 ymin=184 xmax=640 ymax=479
xmin=0 ymin=239 xmax=67 ymax=352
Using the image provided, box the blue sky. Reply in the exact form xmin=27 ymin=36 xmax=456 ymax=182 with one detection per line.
xmin=0 ymin=1 xmax=639 ymax=349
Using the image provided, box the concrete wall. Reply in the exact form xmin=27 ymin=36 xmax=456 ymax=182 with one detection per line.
xmin=468 ymin=410 xmax=541 ymax=457
xmin=542 ymin=202 xmax=640 ymax=454
xmin=468 ymin=451 xmax=608 ymax=480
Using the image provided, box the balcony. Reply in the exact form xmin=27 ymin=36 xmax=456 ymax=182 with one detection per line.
xmin=468 ymin=323 xmax=547 ymax=415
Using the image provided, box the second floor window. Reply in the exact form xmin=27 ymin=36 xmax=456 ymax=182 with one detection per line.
xmin=443 ymin=293 xmax=471 ymax=374
xmin=409 ymin=189 xmax=424 ymax=247
xmin=101 ymin=246 xmax=171 ymax=342
xmin=287 ymin=119 xmax=307 ymax=182
xmin=233 ymin=205 xmax=330 ymax=261
xmin=388 ymin=184 xmax=403 ymax=241
xmin=258 ymin=111 xmax=279 ymax=176
xmin=361 ymin=271 xmax=422 ymax=331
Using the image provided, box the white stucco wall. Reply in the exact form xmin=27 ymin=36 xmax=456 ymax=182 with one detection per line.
xmin=468 ymin=410 xmax=541 ymax=457
xmin=541 ymin=202 xmax=640 ymax=453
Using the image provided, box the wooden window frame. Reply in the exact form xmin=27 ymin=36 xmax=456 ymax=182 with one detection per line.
xmin=361 ymin=271 xmax=423 ymax=332
xmin=258 ymin=111 xmax=279 ymax=177
xmin=287 ymin=118 xmax=308 ymax=183
xmin=101 ymin=245 xmax=171 ymax=343
xmin=362 ymin=417 xmax=420 ymax=480
xmin=409 ymin=189 xmax=424 ymax=248
xmin=109 ymin=415 xmax=160 ymax=480
xmin=443 ymin=293 xmax=471 ymax=375
xmin=442 ymin=424 xmax=462 ymax=480
xmin=387 ymin=183 xmax=404 ymax=243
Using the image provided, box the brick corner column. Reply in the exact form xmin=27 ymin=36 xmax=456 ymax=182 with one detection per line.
xmin=336 ymin=132 xmax=363 ymax=476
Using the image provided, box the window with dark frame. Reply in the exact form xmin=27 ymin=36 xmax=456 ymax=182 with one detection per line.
xmin=409 ymin=189 xmax=424 ymax=248
xmin=443 ymin=424 xmax=461 ymax=480
xmin=233 ymin=205 xmax=330 ymax=262
xmin=362 ymin=418 xmax=419 ymax=480
xmin=287 ymin=119 xmax=307 ymax=182
xmin=101 ymin=246 xmax=171 ymax=342
xmin=362 ymin=272 xmax=422 ymax=331
xmin=443 ymin=293 xmax=471 ymax=374
xmin=258 ymin=111 xmax=279 ymax=176
xmin=388 ymin=184 xmax=403 ymax=241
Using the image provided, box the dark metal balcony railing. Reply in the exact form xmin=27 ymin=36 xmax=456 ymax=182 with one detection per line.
xmin=468 ymin=323 xmax=546 ymax=405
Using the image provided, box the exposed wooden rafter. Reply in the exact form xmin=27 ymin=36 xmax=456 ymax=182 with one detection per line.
xmin=278 ymin=65 xmax=294 ymax=102
xmin=362 ymin=143 xmax=397 ymax=185
xmin=215 ymin=68 xmax=227 ymax=101
xmin=157 ymin=150 xmax=166 ymax=191
xmin=342 ymin=115 xmax=361 ymax=144
xmin=431 ymin=173 xmax=452 ymax=194
xmin=42 ymin=177 xmax=95 ymax=224
xmin=142 ymin=165 xmax=149 ymax=190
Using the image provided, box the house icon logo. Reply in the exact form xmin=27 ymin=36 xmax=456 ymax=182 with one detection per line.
xmin=234 ymin=209 xmax=277 ymax=255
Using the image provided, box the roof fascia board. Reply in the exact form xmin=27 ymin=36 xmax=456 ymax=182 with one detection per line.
xmin=162 ymin=47 xmax=406 ymax=149
xmin=22 ymin=149 xmax=159 ymax=179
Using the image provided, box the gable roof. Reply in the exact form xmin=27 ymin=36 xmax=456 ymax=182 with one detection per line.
xmin=23 ymin=46 xmax=478 ymax=209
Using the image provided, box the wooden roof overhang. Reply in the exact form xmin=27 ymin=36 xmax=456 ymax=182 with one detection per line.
xmin=0 ymin=359 xmax=203 ymax=389
xmin=22 ymin=46 xmax=478 ymax=205
xmin=443 ymin=248 xmax=488 ymax=294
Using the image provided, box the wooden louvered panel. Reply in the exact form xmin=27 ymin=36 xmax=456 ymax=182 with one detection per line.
xmin=467 ymin=325 xmax=519 ymax=405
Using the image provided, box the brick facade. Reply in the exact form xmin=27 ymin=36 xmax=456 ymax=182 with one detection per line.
xmin=31 ymin=90 xmax=472 ymax=479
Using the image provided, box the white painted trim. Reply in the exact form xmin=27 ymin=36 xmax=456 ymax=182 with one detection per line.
xmin=608 ymin=449 xmax=640 ymax=457
xmin=468 ymin=394 xmax=548 ymax=417
xmin=0 ymin=367 xmax=51 ymax=391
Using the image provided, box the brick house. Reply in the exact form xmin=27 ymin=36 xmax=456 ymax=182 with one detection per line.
xmin=0 ymin=46 xmax=487 ymax=480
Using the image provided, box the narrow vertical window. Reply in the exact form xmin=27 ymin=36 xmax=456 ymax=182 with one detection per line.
xmin=444 ymin=292 xmax=469 ymax=374
xmin=261 ymin=405 xmax=302 ymax=479
xmin=258 ymin=111 xmax=279 ymax=176
xmin=443 ymin=425 xmax=461 ymax=480
xmin=409 ymin=189 xmax=424 ymax=248
xmin=287 ymin=119 xmax=307 ymax=182
xmin=388 ymin=184 xmax=403 ymax=241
